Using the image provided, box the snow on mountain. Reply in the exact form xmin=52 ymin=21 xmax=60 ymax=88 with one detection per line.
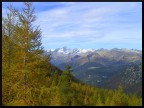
xmin=47 ymin=47 xmax=141 ymax=55
xmin=47 ymin=49 xmax=55 ymax=52
xmin=46 ymin=47 xmax=142 ymax=70
xmin=47 ymin=47 xmax=95 ymax=55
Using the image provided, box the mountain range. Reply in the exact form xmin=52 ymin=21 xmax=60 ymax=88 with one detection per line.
xmin=47 ymin=47 xmax=142 ymax=96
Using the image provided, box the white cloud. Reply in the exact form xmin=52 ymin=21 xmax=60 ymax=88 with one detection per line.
xmin=35 ymin=3 xmax=113 ymax=40
xmin=2 ymin=2 xmax=142 ymax=49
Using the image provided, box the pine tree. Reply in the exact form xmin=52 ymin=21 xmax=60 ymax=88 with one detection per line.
xmin=2 ymin=4 xmax=19 ymax=105
xmin=2 ymin=2 xmax=142 ymax=106
xmin=12 ymin=2 xmax=44 ymax=100
xmin=2 ymin=2 xmax=46 ymax=105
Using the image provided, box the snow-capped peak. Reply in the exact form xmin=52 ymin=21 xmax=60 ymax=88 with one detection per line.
xmin=47 ymin=49 xmax=55 ymax=52
xmin=47 ymin=47 xmax=95 ymax=55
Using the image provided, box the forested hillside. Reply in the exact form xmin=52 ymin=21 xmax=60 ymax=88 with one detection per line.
xmin=102 ymin=64 xmax=142 ymax=96
xmin=2 ymin=2 xmax=142 ymax=106
xmin=47 ymin=47 xmax=142 ymax=96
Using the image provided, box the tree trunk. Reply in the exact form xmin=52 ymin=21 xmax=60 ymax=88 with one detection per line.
xmin=24 ymin=55 xmax=26 ymax=99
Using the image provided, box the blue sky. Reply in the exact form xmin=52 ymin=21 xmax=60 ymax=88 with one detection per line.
xmin=2 ymin=2 xmax=142 ymax=50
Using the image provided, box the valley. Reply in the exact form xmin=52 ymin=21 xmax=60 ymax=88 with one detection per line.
xmin=2 ymin=2 xmax=142 ymax=106
xmin=47 ymin=47 xmax=142 ymax=96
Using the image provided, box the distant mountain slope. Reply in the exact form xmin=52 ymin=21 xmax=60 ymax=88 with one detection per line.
xmin=102 ymin=64 xmax=142 ymax=96
xmin=48 ymin=47 xmax=141 ymax=67
xmin=47 ymin=47 xmax=142 ymax=95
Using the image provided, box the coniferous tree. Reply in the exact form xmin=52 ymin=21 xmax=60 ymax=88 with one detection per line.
xmin=2 ymin=2 xmax=142 ymax=106
xmin=13 ymin=2 xmax=44 ymax=100
xmin=2 ymin=4 xmax=19 ymax=105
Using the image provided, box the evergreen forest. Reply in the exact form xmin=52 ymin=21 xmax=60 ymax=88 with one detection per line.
xmin=2 ymin=2 xmax=142 ymax=106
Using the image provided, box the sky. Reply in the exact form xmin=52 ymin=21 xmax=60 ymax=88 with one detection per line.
xmin=2 ymin=2 xmax=142 ymax=50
